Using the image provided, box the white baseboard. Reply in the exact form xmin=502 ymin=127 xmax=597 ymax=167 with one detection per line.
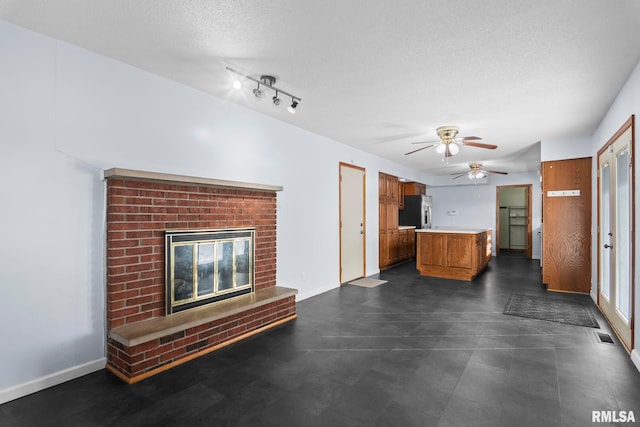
xmin=0 ymin=358 xmax=106 ymax=405
xmin=631 ymin=350 xmax=640 ymax=374
xmin=296 ymin=283 xmax=340 ymax=302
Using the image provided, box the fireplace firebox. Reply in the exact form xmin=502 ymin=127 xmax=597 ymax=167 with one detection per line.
xmin=165 ymin=228 xmax=255 ymax=314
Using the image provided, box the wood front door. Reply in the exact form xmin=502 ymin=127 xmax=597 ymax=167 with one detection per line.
xmin=597 ymin=116 xmax=634 ymax=351
xmin=542 ymin=157 xmax=592 ymax=293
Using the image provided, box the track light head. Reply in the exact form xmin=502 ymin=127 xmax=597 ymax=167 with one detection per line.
xmin=272 ymin=91 xmax=281 ymax=106
xmin=287 ymin=99 xmax=299 ymax=114
xmin=253 ymin=84 xmax=264 ymax=99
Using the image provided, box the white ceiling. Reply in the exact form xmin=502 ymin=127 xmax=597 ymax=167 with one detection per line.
xmin=2 ymin=0 xmax=640 ymax=175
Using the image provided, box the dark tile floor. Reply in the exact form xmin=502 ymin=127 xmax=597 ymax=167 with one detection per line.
xmin=2 ymin=256 xmax=640 ymax=426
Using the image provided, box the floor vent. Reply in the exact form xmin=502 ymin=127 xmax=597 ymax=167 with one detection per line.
xmin=595 ymin=332 xmax=615 ymax=344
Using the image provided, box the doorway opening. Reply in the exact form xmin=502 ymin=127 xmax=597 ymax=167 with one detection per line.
xmin=496 ymin=184 xmax=532 ymax=258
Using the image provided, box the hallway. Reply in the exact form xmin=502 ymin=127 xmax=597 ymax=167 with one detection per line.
xmin=2 ymin=256 xmax=639 ymax=426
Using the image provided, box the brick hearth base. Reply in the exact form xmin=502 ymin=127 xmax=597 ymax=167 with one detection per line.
xmin=107 ymin=288 xmax=297 ymax=383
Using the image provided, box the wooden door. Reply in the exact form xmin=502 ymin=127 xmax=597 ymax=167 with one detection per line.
xmin=339 ymin=163 xmax=366 ymax=283
xmin=542 ymin=157 xmax=592 ymax=293
xmin=597 ymin=116 xmax=634 ymax=351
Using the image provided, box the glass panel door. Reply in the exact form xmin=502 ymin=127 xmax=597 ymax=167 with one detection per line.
xmin=597 ymin=121 xmax=633 ymax=351
xmin=615 ymin=147 xmax=630 ymax=322
xmin=600 ymin=161 xmax=611 ymax=300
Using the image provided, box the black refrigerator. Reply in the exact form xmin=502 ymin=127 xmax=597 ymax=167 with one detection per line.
xmin=399 ymin=195 xmax=432 ymax=229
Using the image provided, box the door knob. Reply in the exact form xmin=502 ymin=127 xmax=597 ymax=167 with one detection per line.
xmin=604 ymin=244 xmax=613 ymax=249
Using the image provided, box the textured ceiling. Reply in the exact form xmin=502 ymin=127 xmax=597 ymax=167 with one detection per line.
xmin=2 ymin=0 xmax=640 ymax=175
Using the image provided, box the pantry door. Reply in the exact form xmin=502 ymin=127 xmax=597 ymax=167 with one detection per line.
xmin=339 ymin=162 xmax=366 ymax=283
xmin=598 ymin=116 xmax=634 ymax=351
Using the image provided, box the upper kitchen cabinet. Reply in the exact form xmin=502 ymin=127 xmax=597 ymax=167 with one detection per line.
xmin=403 ymin=182 xmax=426 ymax=196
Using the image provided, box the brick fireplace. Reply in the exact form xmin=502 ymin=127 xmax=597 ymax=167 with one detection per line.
xmin=103 ymin=168 xmax=297 ymax=383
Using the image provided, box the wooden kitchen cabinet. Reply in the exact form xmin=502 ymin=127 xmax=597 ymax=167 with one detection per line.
xmin=398 ymin=228 xmax=416 ymax=260
xmin=415 ymin=229 xmax=491 ymax=281
xmin=379 ymin=172 xmax=397 ymax=269
xmin=379 ymin=173 xmax=415 ymax=269
xmin=403 ymin=182 xmax=426 ymax=196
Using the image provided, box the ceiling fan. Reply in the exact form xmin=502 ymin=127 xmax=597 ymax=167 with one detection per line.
xmin=452 ymin=162 xmax=508 ymax=180
xmin=404 ymin=126 xmax=497 ymax=157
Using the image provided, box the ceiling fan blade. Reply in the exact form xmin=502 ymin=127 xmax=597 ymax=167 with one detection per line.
xmin=462 ymin=136 xmax=482 ymax=141
xmin=462 ymin=141 xmax=498 ymax=150
xmin=450 ymin=172 xmax=468 ymax=179
xmin=484 ymin=169 xmax=508 ymax=175
xmin=404 ymin=144 xmax=435 ymax=155
xmin=411 ymin=139 xmax=439 ymax=145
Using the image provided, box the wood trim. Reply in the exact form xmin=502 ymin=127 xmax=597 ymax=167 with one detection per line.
xmin=633 ymin=115 xmax=636 ymax=352
xmin=597 ymin=115 xmax=635 ymax=158
xmin=495 ymin=186 xmax=501 ymax=256
xmin=526 ymin=184 xmax=533 ymax=258
xmin=106 ymin=314 xmax=297 ymax=384
xmin=338 ymin=162 xmax=366 ymax=284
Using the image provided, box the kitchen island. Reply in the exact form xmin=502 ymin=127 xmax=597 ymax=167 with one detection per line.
xmin=415 ymin=228 xmax=492 ymax=281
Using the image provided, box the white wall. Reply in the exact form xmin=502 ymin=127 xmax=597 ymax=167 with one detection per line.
xmin=540 ymin=135 xmax=592 ymax=162
xmin=590 ymin=61 xmax=640 ymax=369
xmin=0 ymin=20 xmax=429 ymax=401
xmin=428 ymin=172 xmax=542 ymax=259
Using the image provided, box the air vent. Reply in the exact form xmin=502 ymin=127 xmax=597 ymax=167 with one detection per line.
xmin=595 ymin=332 xmax=615 ymax=344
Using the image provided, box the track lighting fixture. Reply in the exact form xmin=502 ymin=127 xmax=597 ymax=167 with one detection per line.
xmin=226 ymin=67 xmax=301 ymax=114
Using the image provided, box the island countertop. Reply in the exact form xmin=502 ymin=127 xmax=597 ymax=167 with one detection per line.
xmin=415 ymin=228 xmax=490 ymax=234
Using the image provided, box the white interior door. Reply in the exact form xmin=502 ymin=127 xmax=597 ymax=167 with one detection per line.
xmin=598 ymin=123 xmax=633 ymax=351
xmin=340 ymin=163 xmax=365 ymax=283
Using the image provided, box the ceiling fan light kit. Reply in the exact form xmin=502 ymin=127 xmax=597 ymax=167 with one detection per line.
xmin=227 ymin=67 xmax=301 ymax=114
xmin=404 ymin=125 xmax=498 ymax=158
xmin=451 ymin=162 xmax=509 ymax=180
